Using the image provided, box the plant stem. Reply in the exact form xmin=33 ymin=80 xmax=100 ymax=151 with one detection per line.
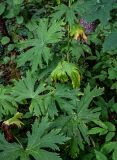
xmin=14 ymin=136 xmax=23 ymax=149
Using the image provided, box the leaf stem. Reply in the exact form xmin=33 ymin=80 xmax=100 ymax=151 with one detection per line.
xmin=14 ymin=136 xmax=24 ymax=149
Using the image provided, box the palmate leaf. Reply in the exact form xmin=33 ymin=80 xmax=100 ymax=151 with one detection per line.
xmin=0 ymin=118 xmax=69 ymax=160
xmin=77 ymin=85 xmax=104 ymax=122
xmin=0 ymin=133 xmax=26 ymax=160
xmin=29 ymin=94 xmax=54 ymax=117
xmin=53 ymin=85 xmax=104 ymax=158
xmin=12 ymin=71 xmax=53 ymax=116
xmin=12 ymin=71 xmax=79 ymax=117
xmin=12 ymin=71 xmax=51 ymax=101
xmin=35 ymin=82 xmax=80 ymax=117
xmin=26 ymin=118 xmax=69 ymax=160
xmin=46 ymin=84 xmax=80 ymax=117
xmin=77 ymin=0 xmax=115 ymax=24
xmin=51 ymin=2 xmax=79 ymax=26
xmin=17 ymin=19 xmax=63 ymax=71
xmin=0 ymin=85 xmax=17 ymax=118
xmin=30 ymin=84 xmax=80 ymax=117
xmin=51 ymin=61 xmax=80 ymax=88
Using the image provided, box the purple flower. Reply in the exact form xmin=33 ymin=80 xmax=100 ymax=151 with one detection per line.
xmin=80 ymin=18 xmax=96 ymax=34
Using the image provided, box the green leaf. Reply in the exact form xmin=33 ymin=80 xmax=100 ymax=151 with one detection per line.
xmin=70 ymin=40 xmax=85 ymax=61
xmin=95 ymin=150 xmax=108 ymax=160
xmin=111 ymin=82 xmax=117 ymax=90
xmin=51 ymin=61 xmax=80 ymax=88
xmin=0 ymin=133 xmax=25 ymax=160
xmin=93 ymin=120 xmax=107 ymax=129
xmin=113 ymin=148 xmax=117 ymax=160
xmin=52 ymin=2 xmax=78 ymax=26
xmin=104 ymin=122 xmax=116 ymax=132
xmin=17 ymin=19 xmax=63 ymax=71
xmin=4 ymin=0 xmax=23 ymax=18
xmin=13 ymin=0 xmax=23 ymax=5
xmin=0 ymin=3 xmax=5 ymax=15
xmin=77 ymin=85 xmax=104 ymax=122
xmin=13 ymin=71 xmax=53 ymax=116
xmin=77 ymin=0 xmax=115 ymax=24
xmin=108 ymin=67 xmax=117 ymax=80
xmin=101 ymin=142 xmax=117 ymax=155
xmin=47 ymin=84 xmax=80 ymax=117
xmin=13 ymin=71 xmax=50 ymax=101
xmin=103 ymin=31 xmax=117 ymax=52
xmin=13 ymin=71 xmax=79 ymax=117
xmin=16 ymin=16 xmax=24 ymax=24
xmin=0 ymin=118 xmax=69 ymax=160
xmin=112 ymin=103 xmax=117 ymax=112
xmin=105 ymin=132 xmax=115 ymax=142
xmin=101 ymin=142 xmax=117 ymax=160
xmin=53 ymin=85 xmax=103 ymax=158
xmin=0 ymin=86 xmax=17 ymax=118
xmin=88 ymin=127 xmax=106 ymax=135
xmin=1 ymin=36 xmax=10 ymax=45
xmin=26 ymin=118 xmax=69 ymax=160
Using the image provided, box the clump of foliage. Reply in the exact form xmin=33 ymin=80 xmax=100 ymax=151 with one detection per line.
xmin=0 ymin=0 xmax=117 ymax=160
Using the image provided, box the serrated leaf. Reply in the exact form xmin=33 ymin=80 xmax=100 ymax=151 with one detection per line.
xmin=101 ymin=142 xmax=117 ymax=154
xmin=26 ymin=118 xmax=69 ymax=160
xmin=88 ymin=127 xmax=105 ymax=135
xmin=51 ymin=61 xmax=80 ymax=88
xmin=0 ymin=118 xmax=69 ymax=160
xmin=51 ymin=2 xmax=78 ymax=26
xmin=105 ymin=132 xmax=115 ymax=142
xmin=70 ymin=41 xmax=84 ymax=60
xmin=77 ymin=85 xmax=104 ymax=121
xmin=17 ymin=19 xmax=63 ymax=71
xmin=53 ymin=85 xmax=103 ymax=157
xmin=0 ymin=133 xmax=25 ymax=160
xmin=12 ymin=71 xmax=50 ymax=101
xmin=93 ymin=120 xmax=107 ymax=129
xmin=0 ymin=86 xmax=17 ymax=118
xmin=104 ymin=122 xmax=116 ymax=132
xmin=12 ymin=71 xmax=54 ymax=116
xmin=95 ymin=150 xmax=108 ymax=160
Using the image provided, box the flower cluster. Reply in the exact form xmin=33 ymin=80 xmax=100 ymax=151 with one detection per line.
xmin=80 ymin=18 xmax=96 ymax=34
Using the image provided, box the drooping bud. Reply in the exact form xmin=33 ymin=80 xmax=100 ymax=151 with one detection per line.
xmin=70 ymin=24 xmax=87 ymax=42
